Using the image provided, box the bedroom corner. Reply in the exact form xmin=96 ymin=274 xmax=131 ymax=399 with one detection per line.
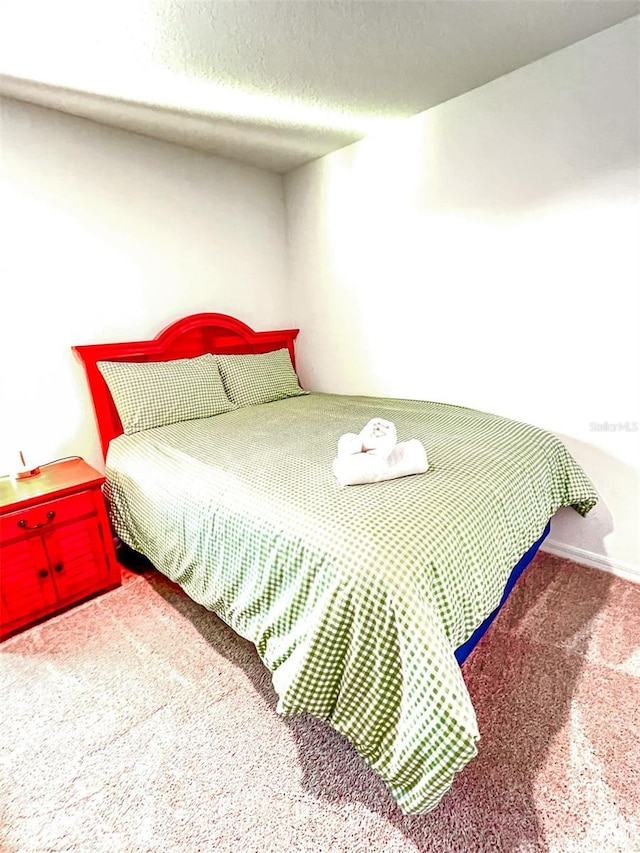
xmin=1 ymin=4 xmax=639 ymax=851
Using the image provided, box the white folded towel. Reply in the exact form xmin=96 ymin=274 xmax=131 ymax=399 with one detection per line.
xmin=337 ymin=418 xmax=398 ymax=460
xmin=359 ymin=418 xmax=397 ymax=458
xmin=332 ymin=439 xmax=428 ymax=486
xmin=337 ymin=432 xmax=363 ymax=458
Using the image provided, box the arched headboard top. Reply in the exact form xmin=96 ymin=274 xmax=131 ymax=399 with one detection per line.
xmin=73 ymin=313 xmax=300 ymax=461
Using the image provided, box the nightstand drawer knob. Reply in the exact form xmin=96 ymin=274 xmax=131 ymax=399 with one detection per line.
xmin=18 ymin=511 xmax=55 ymax=530
xmin=38 ymin=569 xmax=49 ymax=579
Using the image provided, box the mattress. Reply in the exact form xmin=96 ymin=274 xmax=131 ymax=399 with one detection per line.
xmin=104 ymin=392 xmax=597 ymax=813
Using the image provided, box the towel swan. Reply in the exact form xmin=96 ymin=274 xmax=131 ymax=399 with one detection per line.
xmin=334 ymin=419 xmax=428 ymax=486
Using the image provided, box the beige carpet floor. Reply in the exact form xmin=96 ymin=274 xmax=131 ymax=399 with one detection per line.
xmin=1 ymin=553 xmax=638 ymax=853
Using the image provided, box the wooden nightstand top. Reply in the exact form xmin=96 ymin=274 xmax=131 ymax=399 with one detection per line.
xmin=0 ymin=458 xmax=105 ymax=514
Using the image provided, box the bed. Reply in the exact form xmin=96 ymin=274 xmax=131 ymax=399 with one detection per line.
xmin=73 ymin=312 xmax=598 ymax=815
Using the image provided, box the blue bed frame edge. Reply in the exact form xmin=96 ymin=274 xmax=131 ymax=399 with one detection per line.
xmin=455 ymin=522 xmax=551 ymax=666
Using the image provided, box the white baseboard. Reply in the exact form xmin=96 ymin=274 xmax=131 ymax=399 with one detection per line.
xmin=541 ymin=541 xmax=640 ymax=585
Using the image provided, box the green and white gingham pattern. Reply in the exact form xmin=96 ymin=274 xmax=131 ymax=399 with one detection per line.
xmin=216 ymin=349 xmax=307 ymax=408
xmin=97 ymin=354 xmax=235 ymax=434
xmin=105 ymin=393 xmax=597 ymax=814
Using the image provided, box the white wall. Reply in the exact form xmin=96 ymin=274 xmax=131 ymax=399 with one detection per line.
xmin=284 ymin=19 xmax=640 ymax=574
xmin=0 ymin=97 xmax=290 ymax=473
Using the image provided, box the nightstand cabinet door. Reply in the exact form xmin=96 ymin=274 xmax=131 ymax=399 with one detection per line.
xmin=45 ymin=517 xmax=111 ymax=605
xmin=0 ymin=536 xmax=59 ymax=626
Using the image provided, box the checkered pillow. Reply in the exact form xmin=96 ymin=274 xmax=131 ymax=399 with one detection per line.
xmin=97 ymin=354 xmax=235 ymax=434
xmin=216 ymin=349 xmax=307 ymax=408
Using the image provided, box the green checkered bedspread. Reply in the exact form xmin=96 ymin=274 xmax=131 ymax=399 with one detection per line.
xmin=104 ymin=393 xmax=597 ymax=814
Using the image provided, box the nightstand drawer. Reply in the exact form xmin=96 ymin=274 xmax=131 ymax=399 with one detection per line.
xmin=0 ymin=490 xmax=96 ymax=545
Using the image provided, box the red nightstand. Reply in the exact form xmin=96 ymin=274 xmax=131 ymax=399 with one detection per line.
xmin=0 ymin=458 xmax=121 ymax=640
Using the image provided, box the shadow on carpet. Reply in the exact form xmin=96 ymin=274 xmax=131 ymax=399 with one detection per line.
xmin=1 ymin=553 xmax=638 ymax=853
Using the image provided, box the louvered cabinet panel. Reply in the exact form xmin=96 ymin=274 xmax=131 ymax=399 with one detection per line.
xmin=0 ymin=536 xmax=59 ymax=626
xmin=46 ymin=518 xmax=111 ymax=605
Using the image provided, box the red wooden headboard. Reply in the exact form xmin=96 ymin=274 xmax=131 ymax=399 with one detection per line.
xmin=73 ymin=313 xmax=300 ymax=462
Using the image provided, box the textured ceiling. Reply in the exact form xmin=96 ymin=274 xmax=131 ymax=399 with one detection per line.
xmin=1 ymin=0 xmax=638 ymax=173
